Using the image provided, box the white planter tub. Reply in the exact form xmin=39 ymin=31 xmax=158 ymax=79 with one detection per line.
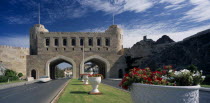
xmin=83 ymin=75 xmax=89 ymax=85
xmin=131 ymin=83 xmax=200 ymax=103
xmin=88 ymin=77 xmax=101 ymax=93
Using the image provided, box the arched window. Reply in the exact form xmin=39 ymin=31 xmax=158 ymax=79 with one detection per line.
xmin=97 ymin=38 xmax=101 ymax=46
xmin=80 ymin=38 xmax=84 ymax=46
xmin=105 ymin=38 xmax=110 ymax=46
xmin=63 ymin=38 xmax=67 ymax=46
xmin=54 ymin=38 xmax=59 ymax=46
xmin=45 ymin=38 xmax=50 ymax=46
xmin=89 ymin=38 xmax=93 ymax=46
xmin=71 ymin=38 xmax=76 ymax=46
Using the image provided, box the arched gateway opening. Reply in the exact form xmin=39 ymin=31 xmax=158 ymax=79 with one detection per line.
xmin=80 ymin=55 xmax=110 ymax=78
xmin=50 ymin=61 xmax=72 ymax=79
xmin=46 ymin=56 xmax=76 ymax=79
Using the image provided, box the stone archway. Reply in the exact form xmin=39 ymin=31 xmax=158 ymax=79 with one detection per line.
xmin=46 ymin=55 xmax=76 ymax=79
xmin=80 ymin=55 xmax=110 ymax=78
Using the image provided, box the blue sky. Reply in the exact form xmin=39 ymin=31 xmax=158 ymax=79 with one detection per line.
xmin=1 ymin=0 xmax=210 ymax=48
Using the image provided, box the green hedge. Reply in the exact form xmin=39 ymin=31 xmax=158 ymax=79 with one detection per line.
xmin=18 ymin=73 xmax=23 ymax=78
xmin=0 ymin=69 xmax=20 ymax=83
xmin=5 ymin=69 xmax=17 ymax=77
xmin=0 ymin=76 xmax=8 ymax=82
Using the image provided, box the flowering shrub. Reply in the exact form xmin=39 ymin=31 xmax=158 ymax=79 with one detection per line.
xmin=119 ymin=66 xmax=205 ymax=90
xmin=89 ymin=74 xmax=104 ymax=79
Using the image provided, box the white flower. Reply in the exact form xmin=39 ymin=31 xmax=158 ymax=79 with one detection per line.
xmin=161 ymin=76 xmax=168 ymax=80
xmin=169 ymin=77 xmax=174 ymax=80
xmin=202 ymin=76 xmax=206 ymax=79
xmin=180 ymin=69 xmax=190 ymax=73
xmin=169 ymin=70 xmax=173 ymax=73
xmin=193 ymin=71 xmax=200 ymax=76
xmin=200 ymin=70 xmax=203 ymax=73
xmin=174 ymin=71 xmax=181 ymax=76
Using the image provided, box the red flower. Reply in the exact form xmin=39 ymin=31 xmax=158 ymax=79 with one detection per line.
xmin=162 ymin=70 xmax=167 ymax=74
xmin=147 ymin=78 xmax=152 ymax=82
xmin=156 ymin=77 xmax=162 ymax=81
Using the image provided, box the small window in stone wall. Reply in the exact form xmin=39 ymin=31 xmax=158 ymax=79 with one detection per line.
xmin=72 ymin=48 xmax=74 ymax=51
xmin=105 ymin=38 xmax=110 ymax=46
xmin=97 ymin=38 xmax=101 ymax=46
xmin=55 ymin=48 xmax=58 ymax=51
xmin=46 ymin=48 xmax=48 ymax=51
xmin=88 ymin=38 xmax=93 ymax=46
xmin=72 ymin=38 xmax=76 ymax=46
xmin=64 ymin=48 xmax=66 ymax=51
xmin=54 ymin=38 xmax=59 ymax=46
xmin=63 ymin=38 xmax=67 ymax=46
xmin=80 ymin=38 xmax=84 ymax=46
xmin=106 ymin=48 xmax=109 ymax=51
xmin=81 ymin=48 xmax=83 ymax=51
xmin=45 ymin=38 xmax=50 ymax=46
xmin=90 ymin=48 xmax=92 ymax=51
xmin=98 ymin=48 xmax=100 ymax=51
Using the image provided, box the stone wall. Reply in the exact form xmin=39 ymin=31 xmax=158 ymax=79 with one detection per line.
xmin=26 ymin=51 xmax=126 ymax=79
xmin=0 ymin=45 xmax=29 ymax=77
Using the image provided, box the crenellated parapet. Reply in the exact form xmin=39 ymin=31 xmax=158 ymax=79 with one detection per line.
xmin=0 ymin=45 xmax=29 ymax=50
xmin=0 ymin=45 xmax=29 ymax=78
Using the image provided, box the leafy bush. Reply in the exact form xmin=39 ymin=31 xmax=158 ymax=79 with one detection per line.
xmin=0 ymin=69 xmax=19 ymax=82
xmin=0 ymin=76 xmax=8 ymax=82
xmin=4 ymin=69 xmax=17 ymax=77
xmin=187 ymin=64 xmax=198 ymax=72
xmin=9 ymin=76 xmax=19 ymax=81
xmin=18 ymin=73 xmax=23 ymax=78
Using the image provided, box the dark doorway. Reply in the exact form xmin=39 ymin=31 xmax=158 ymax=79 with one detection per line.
xmin=118 ymin=69 xmax=123 ymax=78
xmin=49 ymin=59 xmax=73 ymax=79
xmin=31 ymin=69 xmax=36 ymax=79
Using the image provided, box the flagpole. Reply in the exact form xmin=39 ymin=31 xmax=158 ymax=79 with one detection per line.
xmin=83 ymin=44 xmax=85 ymax=74
xmin=38 ymin=3 xmax=40 ymax=24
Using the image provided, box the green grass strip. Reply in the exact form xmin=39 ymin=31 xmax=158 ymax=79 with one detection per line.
xmin=58 ymin=79 xmax=132 ymax=103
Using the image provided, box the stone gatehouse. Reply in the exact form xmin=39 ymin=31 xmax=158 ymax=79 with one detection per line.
xmin=27 ymin=24 xmax=126 ymax=79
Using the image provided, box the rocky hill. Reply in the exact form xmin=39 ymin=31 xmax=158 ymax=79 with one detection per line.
xmin=125 ymin=29 xmax=210 ymax=72
xmin=156 ymin=35 xmax=174 ymax=44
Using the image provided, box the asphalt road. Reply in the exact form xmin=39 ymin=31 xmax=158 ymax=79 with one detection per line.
xmin=0 ymin=78 xmax=69 ymax=103
xmin=102 ymin=79 xmax=210 ymax=103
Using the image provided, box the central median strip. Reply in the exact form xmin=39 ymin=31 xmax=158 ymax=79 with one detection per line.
xmin=57 ymin=79 xmax=132 ymax=103
xmin=51 ymin=79 xmax=71 ymax=103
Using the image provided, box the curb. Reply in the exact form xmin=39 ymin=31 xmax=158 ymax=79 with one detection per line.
xmin=200 ymin=87 xmax=210 ymax=92
xmin=50 ymin=79 xmax=71 ymax=103
xmin=0 ymin=80 xmax=37 ymax=90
